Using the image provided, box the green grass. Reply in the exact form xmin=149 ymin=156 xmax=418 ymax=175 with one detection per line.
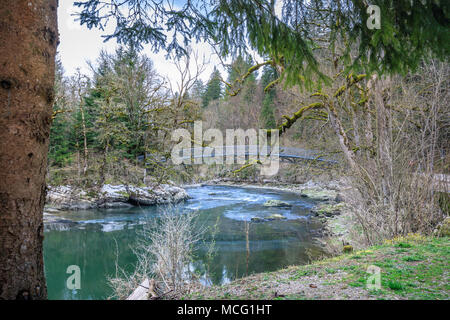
xmin=402 ymin=254 xmax=425 ymax=262
xmin=185 ymin=236 xmax=450 ymax=300
xmin=387 ymin=280 xmax=404 ymax=291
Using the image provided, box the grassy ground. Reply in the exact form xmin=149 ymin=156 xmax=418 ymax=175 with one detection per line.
xmin=185 ymin=235 xmax=449 ymax=300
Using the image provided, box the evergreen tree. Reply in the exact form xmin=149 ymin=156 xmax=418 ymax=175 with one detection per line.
xmin=190 ymin=79 xmax=205 ymax=102
xmin=260 ymin=65 xmax=278 ymax=129
xmin=227 ymin=55 xmax=257 ymax=83
xmin=227 ymin=55 xmax=258 ymax=103
xmin=49 ymin=58 xmax=73 ymax=166
xmin=202 ymin=67 xmax=223 ymax=108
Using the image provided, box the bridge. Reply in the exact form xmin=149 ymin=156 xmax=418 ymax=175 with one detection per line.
xmin=139 ymin=145 xmax=339 ymax=165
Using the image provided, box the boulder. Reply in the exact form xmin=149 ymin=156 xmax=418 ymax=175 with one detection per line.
xmin=99 ymin=184 xmax=130 ymax=203
xmin=46 ymin=183 xmax=190 ymax=210
xmin=46 ymin=185 xmax=75 ymax=205
xmin=263 ymin=200 xmax=292 ymax=208
xmin=128 ymin=184 xmax=190 ymax=206
xmin=311 ymin=203 xmax=345 ymax=217
xmin=266 ymin=213 xmax=287 ymax=221
xmin=300 ymin=188 xmax=337 ymax=201
xmin=251 ymin=216 xmax=265 ymax=223
xmin=46 ymin=185 xmax=97 ymax=210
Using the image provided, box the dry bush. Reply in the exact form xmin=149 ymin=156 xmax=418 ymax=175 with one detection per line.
xmin=344 ymin=61 xmax=449 ymax=245
xmin=107 ymin=206 xmax=203 ymax=299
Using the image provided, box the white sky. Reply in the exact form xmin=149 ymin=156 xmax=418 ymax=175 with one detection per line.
xmin=60 ymin=0 xmax=282 ymax=91
xmin=57 ymin=0 xmax=287 ymax=88
xmin=57 ymin=0 xmax=279 ymax=87
xmin=57 ymin=0 xmax=230 ymax=87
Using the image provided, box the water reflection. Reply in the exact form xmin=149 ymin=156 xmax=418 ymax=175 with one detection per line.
xmin=44 ymin=185 xmax=324 ymax=299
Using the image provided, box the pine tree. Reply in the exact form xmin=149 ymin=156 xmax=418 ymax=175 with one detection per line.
xmin=202 ymin=67 xmax=223 ymax=108
xmin=227 ymin=55 xmax=258 ymax=103
xmin=49 ymin=58 xmax=73 ymax=167
xmin=0 ymin=0 xmax=58 ymax=300
xmin=260 ymin=65 xmax=278 ymax=129
xmin=191 ymin=79 xmax=205 ymax=102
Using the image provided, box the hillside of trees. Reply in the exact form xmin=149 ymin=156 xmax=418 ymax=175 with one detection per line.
xmin=48 ymin=49 xmax=298 ymax=186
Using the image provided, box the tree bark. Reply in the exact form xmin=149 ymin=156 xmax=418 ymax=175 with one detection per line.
xmin=0 ymin=0 xmax=58 ymax=300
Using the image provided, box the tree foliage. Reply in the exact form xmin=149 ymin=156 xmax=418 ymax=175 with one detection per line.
xmin=260 ymin=65 xmax=278 ymax=129
xmin=48 ymin=46 xmax=201 ymax=185
xmin=74 ymin=0 xmax=449 ymax=88
xmin=202 ymin=67 xmax=223 ymax=107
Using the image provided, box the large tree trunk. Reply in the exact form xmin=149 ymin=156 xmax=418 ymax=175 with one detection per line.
xmin=0 ymin=0 xmax=58 ymax=300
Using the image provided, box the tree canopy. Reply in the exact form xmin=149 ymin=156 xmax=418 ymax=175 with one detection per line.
xmin=75 ymin=0 xmax=449 ymax=88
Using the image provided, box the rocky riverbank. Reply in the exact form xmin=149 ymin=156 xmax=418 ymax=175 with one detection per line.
xmin=201 ymin=178 xmax=355 ymax=245
xmin=199 ymin=178 xmax=345 ymax=200
xmin=45 ymin=178 xmax=355 ymax=249
xmin=45 ymin=183 xmax=190 ymax=212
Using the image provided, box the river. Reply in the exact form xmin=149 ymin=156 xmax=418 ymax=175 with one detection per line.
xmin=43 ymin=185 xmax=325 ymax=299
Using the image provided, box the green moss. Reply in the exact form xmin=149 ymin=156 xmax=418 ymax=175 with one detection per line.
xmin=436 ymin=217 xmax=450 ymax=237
xmin=396 ymin=242 xmax=412 ymax=248
xmin=117 ymin=191 xmax=130 ymax=198
xmin=402 ymin=254 xmax=425 ymax=262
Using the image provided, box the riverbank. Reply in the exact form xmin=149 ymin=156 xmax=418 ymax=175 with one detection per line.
xmin=198 ymin=178 xmax=356 ymax=246
xmin=44 ymin=183 xmax=190 ymax=212
xmin=184 ymin=235 xmax=450 ymax=300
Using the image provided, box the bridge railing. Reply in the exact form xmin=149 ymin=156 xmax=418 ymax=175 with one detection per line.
xmin=140 ymin=145 xmax=338 ymax=164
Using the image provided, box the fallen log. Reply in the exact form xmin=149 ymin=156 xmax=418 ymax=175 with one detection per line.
xmin=147 ymin=279 xmax=158 ymax=300
xmin=127 ymin=278 xmax=159 ymax=300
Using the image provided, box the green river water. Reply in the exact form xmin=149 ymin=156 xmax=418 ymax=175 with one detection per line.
xmin=43 ymin=185 xmax=325 ymax=299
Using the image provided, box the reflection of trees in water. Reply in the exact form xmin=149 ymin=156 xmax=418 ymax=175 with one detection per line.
xmin=44 ymin=227 xmax=137 ymax=299
xmin=192 ymin=220 xmax=325 ymax=285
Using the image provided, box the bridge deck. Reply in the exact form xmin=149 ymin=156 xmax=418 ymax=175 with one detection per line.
xmin=140 ymin=145 xmax=338 ymax=164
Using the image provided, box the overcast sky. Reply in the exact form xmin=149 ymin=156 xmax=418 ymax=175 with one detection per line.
xmin=57 ymin=0 xmax=229 ymax=87
xmin=57 ymin=1 xmax=284 ymax=87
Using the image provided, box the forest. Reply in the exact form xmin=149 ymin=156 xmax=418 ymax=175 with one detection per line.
xmin=0 ymin=0 xmax=449 ymax=303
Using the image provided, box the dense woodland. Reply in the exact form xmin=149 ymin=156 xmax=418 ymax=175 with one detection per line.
xmin=48 ymin=49 xmax=287 ymax=186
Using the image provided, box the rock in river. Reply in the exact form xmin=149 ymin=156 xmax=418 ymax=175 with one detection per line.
xmin=251 ymin=216 xmax=266 ymax=223
xmin=266 ymin=213 xmax=288 ymax=221
xmin=263 ymin=200 xmax=292 ymax=208
xmin=311 ymin=203 xmax=345 ymax=217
